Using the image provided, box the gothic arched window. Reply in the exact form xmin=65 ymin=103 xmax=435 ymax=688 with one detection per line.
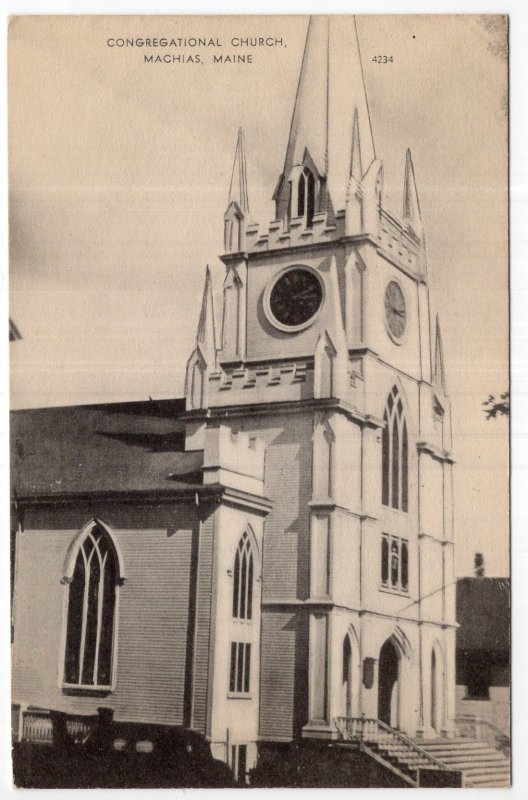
xmin=382 ymin=386 xmax=409 ymax=511
xmin=298 ymin=167 xmax=315 ymax=228
xmin=63 ymin=525 xmax=118 ymax=688
xmin=232 ymin=531 xmax=254 ymax=620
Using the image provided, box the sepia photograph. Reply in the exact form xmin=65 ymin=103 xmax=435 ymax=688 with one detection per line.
xmin=8 ymin=12 xmax=509 ymax=789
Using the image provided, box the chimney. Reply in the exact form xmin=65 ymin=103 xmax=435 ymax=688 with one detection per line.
xmin=474 ymin=553 xmax=485 ymax=578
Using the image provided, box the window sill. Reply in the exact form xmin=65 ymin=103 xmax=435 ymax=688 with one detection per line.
xmin=379 ymin=584 xmax=409 ymax=597
xmin=463 ymin=696 xmax=490 ymax=702
xmin=381 ymin=505 xmax=409 ymax=516
xmin=62 ymin=685 xmax=113 ymax=697
xmin=227 ymin=692 xmax=252 ymax=700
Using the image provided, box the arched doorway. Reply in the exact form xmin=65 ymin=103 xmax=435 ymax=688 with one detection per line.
xmin=431 ymin=649 xmax=437 ymax=732
xmin=378 ymin=638 xmax=399 ymax=727
xmin=342 ymin=636 xmax=352 ymax=717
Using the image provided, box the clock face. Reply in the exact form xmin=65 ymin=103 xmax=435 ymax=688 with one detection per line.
xmin=385 ymin=281 xmax=406 ymax=339
xmin=268 ymin=267 xmax=323 ymax=330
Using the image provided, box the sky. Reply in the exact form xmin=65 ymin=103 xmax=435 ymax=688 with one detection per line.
xmin=8 ymin=14 xmax=509 ymax=577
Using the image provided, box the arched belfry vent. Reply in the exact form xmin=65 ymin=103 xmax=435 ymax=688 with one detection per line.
xmin=382 ymin=386 xmax=409 ymax=512
xmin=274 ymin=16 xmax=376 ymax=224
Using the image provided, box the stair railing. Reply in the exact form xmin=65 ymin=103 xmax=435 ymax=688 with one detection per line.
xmin=334 ymin=716 xmax=448 ymax=780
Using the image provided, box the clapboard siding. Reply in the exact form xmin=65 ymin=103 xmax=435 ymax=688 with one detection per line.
xmin=191 ymin=512 xmax=216 ymax=734
xmin=12 ymin=507 xmax=199 ymax=726
xmin=259 ymin=609 xmax=309 ymax=740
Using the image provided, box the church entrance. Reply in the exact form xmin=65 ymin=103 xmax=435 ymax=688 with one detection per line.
xmin=378 ymin=639 xmax=399 ymax=728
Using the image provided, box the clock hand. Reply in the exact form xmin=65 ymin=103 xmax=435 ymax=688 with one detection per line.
xmin=388 ymin=305 xmax=405 ymax=317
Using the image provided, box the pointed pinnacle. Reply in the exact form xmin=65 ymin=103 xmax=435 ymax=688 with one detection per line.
xmin=228 ymin=128 xmax=249 ymax=215
xmin=403 ymin=148 xmax=421 ymax=221
xmin=350 ymin=107 xmax=363 ymax=181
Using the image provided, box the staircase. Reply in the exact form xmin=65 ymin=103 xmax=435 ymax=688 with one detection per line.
xmin=334 ymin=717 xmax=511 ymax=788
xmin=419 ymin=738 xmax=510 ymax=788
xmin=335 ymin=717 xmax=448 ymax=787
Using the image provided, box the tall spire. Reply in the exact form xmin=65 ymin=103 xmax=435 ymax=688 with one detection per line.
xmin=403 ymin=148 xmax=422 ymax=230
xmin=275 ymin=16 xmax=375 ymax=219
xmin=228 ymin=127 xmax=249 ymax=215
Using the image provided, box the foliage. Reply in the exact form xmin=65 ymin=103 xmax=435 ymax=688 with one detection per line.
xmin=483 ymin=391 xmax=509 ymax=419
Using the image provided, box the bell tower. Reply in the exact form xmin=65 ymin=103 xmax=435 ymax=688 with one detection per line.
xmin=185 ymin=15 xmax=455 ymax=750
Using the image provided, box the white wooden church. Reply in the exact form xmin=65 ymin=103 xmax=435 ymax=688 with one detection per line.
xmin=11 ymin=16 xmax=509 ymax=788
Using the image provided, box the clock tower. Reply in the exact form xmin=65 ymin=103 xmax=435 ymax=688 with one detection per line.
xmin=185 ymin=15 xmax=455 ymax=761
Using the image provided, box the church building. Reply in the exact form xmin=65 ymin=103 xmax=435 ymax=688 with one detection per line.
xmin=11 ymin=17 xmax=457 ymax=782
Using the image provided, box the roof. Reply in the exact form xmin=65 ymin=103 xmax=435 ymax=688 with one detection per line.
xmin=456 ymin=577 xmax=510 ymax=653
xmin=11 ymin=398 xmax=204 ymax=498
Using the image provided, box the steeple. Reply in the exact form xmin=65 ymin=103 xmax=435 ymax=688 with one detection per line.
xmin=403 ymin=148 xmax=422 ymax=235
xmin=274 ymin=16 xmax=375 ymax=222
xmin=224 ymin=128 xmax=250 ymax=253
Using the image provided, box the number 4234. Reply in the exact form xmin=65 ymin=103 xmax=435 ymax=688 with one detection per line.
xmin=372 ymin=55 xmax=394 ymax=63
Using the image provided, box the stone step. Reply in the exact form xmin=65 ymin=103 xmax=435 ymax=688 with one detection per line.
xmin=427 ymin=752 xmax=508 ymax=763
xmin=422 ymin=741 xmax=494 ymax=751
xmin=372 ymin=735 xmax=511 ymax=788
xmin=436 ymin=761 xmax=508 ymax=773
xmin=469 ymin=777 xmax=510 ymax=788
xmin=464 ymin=765 xmax=510 ymax=775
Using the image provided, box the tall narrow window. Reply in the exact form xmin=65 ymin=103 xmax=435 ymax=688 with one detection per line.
xmin=229 ymin=642 xmax=251 ymax=694
xmin=382 ymin=386 xmax=409 ymax=511
xmin=233 ymin=532 xmax=254 ymax=620
xmin=401 ymin=541 xmax=409 ymax=591
xmin=64 ymin=525 xmax=117 ymax=687
xmin=381 ymin=535 xmax=389 ymax=585
xmin=382 ymin=411 xmax=390 ymax=506
xmin=298 ymin=167 xmax=316 ymax=228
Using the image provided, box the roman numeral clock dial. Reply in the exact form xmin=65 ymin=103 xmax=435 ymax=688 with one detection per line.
xmin=384 ymin=280 xmax=406 ymax=341
xmin=266 ymin=267 xmax=324 ymax=332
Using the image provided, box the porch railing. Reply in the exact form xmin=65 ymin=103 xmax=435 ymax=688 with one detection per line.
xmin=334 ymin=716 xmax=448 ymax=786
xmin=20 ymin=709 xmax=96 ymax=745
xmin=21 ymin=709 xmax=53 ymax=744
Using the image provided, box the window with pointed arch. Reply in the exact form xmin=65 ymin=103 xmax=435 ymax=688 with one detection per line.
xmin=298 ymin=167 xmax=316 ymax=228
xmin=382 ymin=386 xmax=409 ymax=511
xmin=232 ymin=531 xmax=254 ymax=621
xmin=63 ymin=524 xmax=118 ymax=688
